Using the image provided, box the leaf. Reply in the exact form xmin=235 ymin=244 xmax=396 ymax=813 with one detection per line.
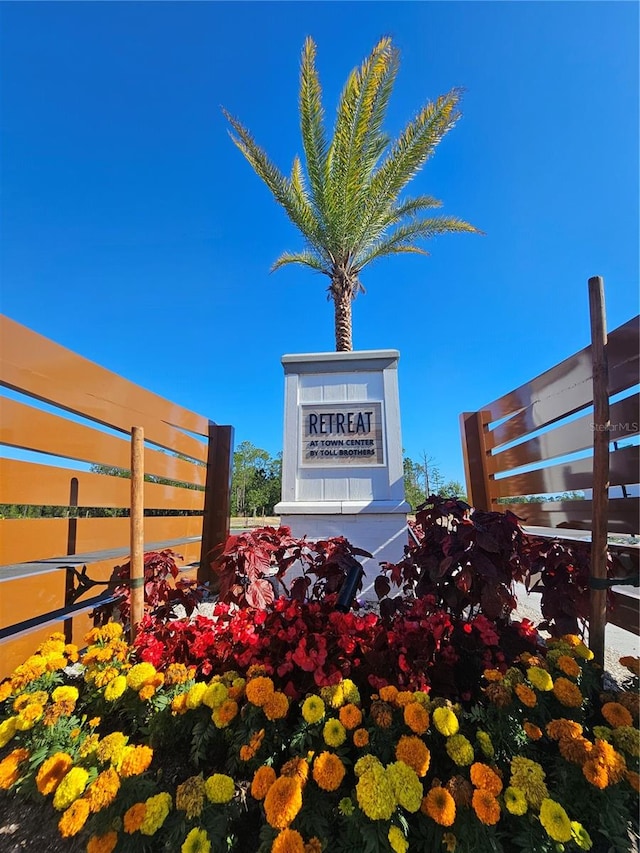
xmin=374 ymin=575 xmax=391 ymax=599
xmin=245 ymin=579 xmax=275 ymax=609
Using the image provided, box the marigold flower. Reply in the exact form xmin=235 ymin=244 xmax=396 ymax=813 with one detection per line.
xmin=264 ymin=691 xmax=289 ymax=721
xmin=87 ymin=831 xmax=118 ymax=853
xmin=445 ymin=734 xmax=474 ymax=766
xmin=338 ymin=796 xmax=354 ymax=816
xmin=123 ymin=802 xmax=147 ymax=833
xmin=312 ymin=751 xmax=345 ymax=792
xmin=556 ymin=655 xmax=580 ymax=677
xmin=172 ymin=693 xmax=189 ymax=715
xmin=444 ymin=775 xmax=472 ymax=808
xmin=240 ymin=727 xmax=266 ymax=761
xmin=353 ymin=727 xmax=369 ymax=747
xmin=323 ymin=718 xmax=347 ymax=748
xmin=539 ymin=798 xmax=572 ymax=842
xmin=96 ymin=731 xmax=128 ymax=765
xmin=387 ymin=761 xmax=423 ymax=812
xmin=204 ymin=773 xmax=235 ymax=804
xmin=601 ymin=701 xmax=633 ymax=729
xmin=252 ymin=765 xmax=277 ymax=799
xmin=421 ymin=786 xmax=456 ymax=826
xmin=58 ymin=797 xmax=90 ymax=837
xmin=0 ymin=747 xmax=29 ymax=790
xmin=379 ymin=685 xmax=399 ymax=703
xmin=53 ymin=766 xmax=89 ymax=810
xmin=140 ymin=791 xmax=172 ymax=835
xmin=246 ymin=676 xmax=275 ymax=707
xmin=36 ymin=752 xmax=74 ymax=796
xmin=574 ymin=641 xmax=594 ymax=661
xmin=471 ymin=788 xmax=500 ymax=825
xmin=281 ymin=756 xmax=309 ymax=788
xmin=483 ymin=669 xmax=503 ymax=682
xmin=396 ymin=691 xmax=414 ymax=707
xmin=570 ymin=821 xmax=593 ymax=851
xmin=356 ymin=764 xmax=395 ymax=820
xmin=264 ymin=776 xmax=303 ymax=829
xmin=404 ymin=701 xmax=429 ymax=735
xmin=582 ymin=739 xmax=626 ymax=788
xmin=510 ymin=757 xmax=548 ymax=809
xmin=272 ymin=828 xmax=305 ymax=853
xmin=181 ymin=827 xmax=211 ymax=853
xmin=79 ymin=733 xmax=99 ymax=758
xmin=339 ymin=703 xmax=362 ymax=730
xmin=186 ymin=682 xmax=207 ymax=709
xmin=212 ymin=698 xmax=239 ymax=728
xmin=470 ymin=762 xmax=502 ymax=796
xmin=552 ymin=677 xmax=583 ymax=708
xmin=484 ymin=683 xmax=512 ymax=707
xmin=504 ymin=786 xmax=528 ymax=815
xmin=93 ymin=667 xmax=119 ymax=689
xmin=15 ymin=702 xmax=44 ymax=730
xmin=476 ymin=730 xmax=494 ymax=759
xmin=126 ymin=662 xmax=157 ymax=692
xmin=388 ymin=825 xmax=408 ymax=853
xmin=546 ymin=718 xmax=583 ymax=741
xmin=432 ymin=706 xmax=459 ymax=736
xmin=559 ymin=735 xmax=593 ymax=766
xmin=176 ymin=775 xmax=205 ymax=818
xmin=304 ymin=837 xmax=322 ymax=853
xmin=301 ymin=695 xmax=325 ymax=725
xmin=527 ymin=666 xmax=553 ymax=692
xmin=370 ymin=700 xmax=393 ymax=728
xmin=165 ymin=663 xmax=191 ymax=686
xmin=625 ymin=770 xmax=640 ymax=792
xmin=14 ymin=690 xmax=48 ymax=711
xmin=85 ymin=767 xmax=120 ymax=812
xmin=514 ymin=683 xmax=537 ymax=708
xmin=119 ymin=744 xmax=153 ymax=777
xmin=203 ymin=682 xmax=228 ymax=709
xmin=0 ymin=681 xmax=13 ymax=702
xmin=612 ymin=725 xmax=640 ymax=757
xmin=354 ymin=754 xmax=383 ymax=777
xmin=52 ymin=685 xmax=78 ymax=704
xmin=395 ymin=735 xmax=430 ymax=777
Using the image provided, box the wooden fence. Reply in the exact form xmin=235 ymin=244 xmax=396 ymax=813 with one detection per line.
xmin=0 ymin=315 xmax=233 ymax=677
xmin=460 ymin=295 xmax=639 ymax=638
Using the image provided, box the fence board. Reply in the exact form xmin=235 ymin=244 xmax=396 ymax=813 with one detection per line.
xmin=497 ymin=498 xmax=639 ymax=534
xmin=0 ymin=459 xmax=205 ymax=510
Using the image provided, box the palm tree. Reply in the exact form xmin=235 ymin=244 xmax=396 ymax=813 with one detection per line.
xmin=223 ymin=37 xmax=479 ymax=352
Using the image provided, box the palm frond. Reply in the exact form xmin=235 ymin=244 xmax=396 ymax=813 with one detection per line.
xmin=299 ymin=38 xmax=329 ymax=220
xmin=355 ymin=216 xmax=480 ymax=269
xmin=271 ymin=250 xmax=329 ymax=274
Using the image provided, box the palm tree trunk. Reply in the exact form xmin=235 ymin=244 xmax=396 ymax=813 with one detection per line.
xmin=333 ymin=288 xmax=353 ymax=351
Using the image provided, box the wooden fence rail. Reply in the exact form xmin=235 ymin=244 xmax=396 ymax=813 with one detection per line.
xmin=0 ymin=315 xmax=233 ymax=677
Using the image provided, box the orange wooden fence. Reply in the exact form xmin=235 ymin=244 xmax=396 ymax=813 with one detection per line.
xmin=0 ymin=315 xmax=233 ymax=676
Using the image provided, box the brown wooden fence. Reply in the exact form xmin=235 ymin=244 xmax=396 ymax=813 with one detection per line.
xmin=0 ymin=315 xmax=233 ymax=676
xmin=460 ymin=304 xmax=639 ymax=636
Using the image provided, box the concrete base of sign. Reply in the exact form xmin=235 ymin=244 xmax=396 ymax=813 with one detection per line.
xmin=274 ymin=349 xmax=410 ymax=600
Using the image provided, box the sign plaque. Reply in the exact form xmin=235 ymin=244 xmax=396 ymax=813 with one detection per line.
xmin=300 ymin=401 xmax=384 ymax=467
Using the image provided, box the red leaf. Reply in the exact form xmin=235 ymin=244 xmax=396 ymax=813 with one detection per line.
xmin=245 ymin=579 xmax=275 ymax=609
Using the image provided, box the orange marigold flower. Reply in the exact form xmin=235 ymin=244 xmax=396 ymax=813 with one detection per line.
xmin=87 ymin=831 xmax=118 ymax=853
xmin=36 ymin=752 xmax=74 ymax=796
xmin=404 ymin=702 xmax=429 ymax=735
xmin=470 ymin=763 xmax=503 ymax=796
xmin=601 ymin=702 xmax=633 ymax=729
xmin=514 ymin=684 xmax=537 ymax=708
xmin=281 ymin=757 xmax=310 ymax=788
xmin=305 ymin=837 xmax=322 ymax=853
xmin=471 ymin=788 xmax=501 ymax=825
xmin=546 ymin=719 xmax=583 ymax=741
xmin=379 ymin=685 xmax=399 ymax=703
xmin=552 ymin=677 xmax=583 ymax=708
xmin=625 ymin=770 xmax=640 ymax=793
xmin=264 ymin=776 xmax=303 ymax=829
xmin=556 ymin=655 xmax=580 ymax=678
xmin=558 ymin=735 xmax=592 ymax=765
xmin=138 ymin=684 xmax=156 ymax=702
xmin=251 ymin=766 xmax=276 ymax=800
xmin=370 ymin=700 xmax=393 ymax=729
xmin=396 ymin=691 xmax=414 ymax=707
xmin=339 ymin=703 xmax=363 ymax=730
xmin=171 ymin=693 xmax=189 ymax=715
xmin=58 ymin=798 xmax=90 ymax=837
xmin=395 ymin=735 xmax=431 ymax=777
xmin=523 ymin=722 xmax=543 ymax=741
xmin=123 ymin=802 xmax=147 ymax=833
xmin=213 ymin=699 xmax=239 ymax=728
xmin=0 ymin=748 xmax=29 ymax=790
xmin=582 ymin=760 xmax=609 ymax=789
xmin=272 ymin=828 xmax=305 ymax=853
xmin=85 ymin=767 xmax=120 ymax=812
xmin=264 ymin=692 xmax=289 ymax=721
xmin=119 ymin=745 xmax=153 ymax=778
xmin=353 ymin=728 xmax=369 ymax=748
xmin=245 ymin=676 xmax=275 ymax=707
xmin=483 ymin=669 xmax=503 ymax=682
xmin=312 ymin=751 xmax=346 ymax=792
xmin=421 ymin=786 xmax=456 ymax=826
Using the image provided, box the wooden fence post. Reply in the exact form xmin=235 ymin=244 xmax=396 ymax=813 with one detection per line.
xmin=460 ymin=411 xmax=492 ymax=510
xmin=130 ymin=426 xmax=145 ymax=643
xmin=199 ymin=423 xmax=234 ymax=587
xmin=588 ymin=276 xmax=610 ymax=668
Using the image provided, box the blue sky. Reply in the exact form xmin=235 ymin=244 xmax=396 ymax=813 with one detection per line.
xmin=1 ymin=1 xmax=638 ymax=484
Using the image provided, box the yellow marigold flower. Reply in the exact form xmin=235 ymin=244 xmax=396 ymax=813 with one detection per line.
xmin=212 ymin=698 xmax=239 ymax=728
xmin=571 ymin=821 xmax=593 ymax=851
xmin=140 ymin=791 xmax=172 ymax=835
xmin=85 ymin=767 xmax=120 ymax=812
xmin=523 ymin=722 xmax=543 ymax=740
xmin=574 ymin=642 xmax=594 ymax=661
xmin=264 ymin=691 xmax=289 ymax=721
xmin=264 ymin=776 xmax=303 ymax=829
xmin=203 ymin=682 xmax=228 ymax=709
xmin=353 ymin=727 xmax=369 ymax=747
xmin=165 ymin=663 xmax=191 ymax=685
xmin=15 ymin=702 xmax=44 ymax=731
xmin=301 ymin=695 xmax=325 ymax=725
xmin=446 ymin=734 xmax=474 ymax=766
xmin=612 ymin=725 xmax=640 ymax=757
xmin=281 ymin=757 xmax=309 ymax=788
xmin=432 ymin=706 xmax=459 ymax=736
xmin=510 ymin=757 xmax=548 ymax=808
xmin=39 ymin=637 xmax=66 ymax=656
xmin=79 ymin=733 xmax=99 ymax=758
xmin=245 ymin=676 xmax=275 ymax=707
xmin=412 ymin=690 xmax=431 ymax=709
xmin=0 ymin=717 xmax=17 ymax=748
xmin=36 ymin=752 xmax=74 ymax=796
xmin=13 ymin=690 xmax=48 ymax=711
xmin=539 ymin=798 xmax=572 ymax=842
xmin=553 ymin=677 xmax=583 ymax=708
xmin=356 ymin=764 xmax=395 ymax=820
xmin=470 ymin=762 xmax=503 ymax=796
xmin=119 ymin=744 xmax=153 ymax=777
xmin=619 ymin=655 xmax=640 ymax=676
xmin=64 ymin=644 xmax=79 ymax=662
xmin=504 ymin=786 xmax=528 ymax=815
xmin=101 ymin=622 xmax=124 ymax=640
xmin=96 ymin=731 xmax=128 ymax=765
xmin=601 ymin=701 xmax=633 ymax=729
xmin=476 ymin=730 xmax=494 ymax=759
xmin=312 ymin=751 xmax=345 ymax=792
xmin=380 ymin=685 xmax=399 ymax=703
xmin=593 ymin=725 xmax=612 ymax=742
xmin=181 ymin=827 xmax=211 ymax=853
xmin=104 ymin=675 xmax=127 ymax=702
xmin=546 ymin=718 xmax=583 ymax=741
xmin=339 ymin=703 xmax=363 ymax=730
xmin=53 ymin=766 xmax=89 ymax=810
xmin=387 ymin=761 xmax=423 ymax=812
xmin=58 ymin=797 xmax=90 ymax=837
xmin=87 ymin=830 xmax=118 ymax=853
xmin=0 ymin=747 xmax=29 ymax=790
xmin=472 ymin=788 xmax=501 ymax=825
xmin=323 ymin=718 xmax=347 ymax=748
xmin=52 ymin=685 xmax=79 ymax=704
xmin=186 ymin=682 xmax=208 ymax=709
xmin=172 ymin=693 xmax=189 ymax=715
xmin=176 ymin=775 xmax=205 ymax=819
xmin=388 ymin=825 xmax=408 ymax=853
xmin=404 ymin=701 xmax=429 ymax=735
xmin=514 ymin=683 xmax=537 ymax=708
xmin=527 ymin=666 xmax=553 ymax=692
xmin=204 ymin=772 xmax=235 ymax=804
xmin=421 ymin=786 xmax=456 ymax=826
xmin=395 ymin=735 xmax=430 ymax=777
xmin=123 ymin=802 xmax=147 ymax=833
xmin=272 ymin=828 xmax=305 ymax=853
xmin=251 ymin=765 xmax=276 ymax=800
xmin=92 ymin=667 xmax=119 ymax=689
xmin=354 ymin=754 xmax=383 ymax=777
